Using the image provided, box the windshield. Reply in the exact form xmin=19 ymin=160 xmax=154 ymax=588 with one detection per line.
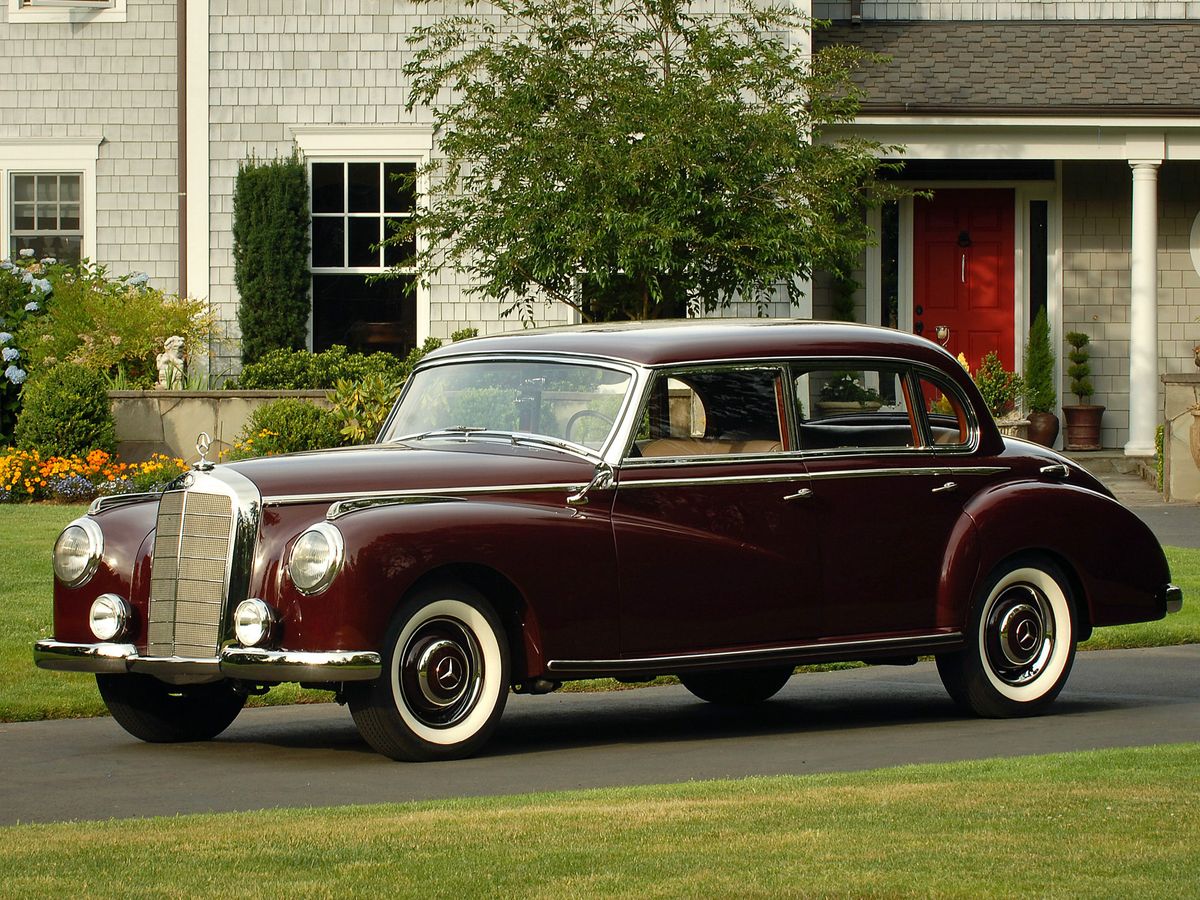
xmin=382 ymin=359 xmax=634 ymax=451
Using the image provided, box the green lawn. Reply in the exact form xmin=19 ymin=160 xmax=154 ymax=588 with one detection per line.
xmin=2 ymin=504 xmax=1197 ymax=722
xmin=1 ymin=744 xmax=1196 ymax=897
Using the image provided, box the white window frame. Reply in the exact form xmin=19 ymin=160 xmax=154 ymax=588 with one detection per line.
xmin=0 ymin=138 xmax=100 ymax=264
xmin=8 ymin=0 xmax=125 ymax=23
xmin=292 ymin=126 xmax=433 ymax=348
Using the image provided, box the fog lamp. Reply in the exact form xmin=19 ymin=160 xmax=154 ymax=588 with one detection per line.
xmin=233 ymin=598 xmax=278 ymax=647
xmin=89 ymin=594 xmax=130 ymax=642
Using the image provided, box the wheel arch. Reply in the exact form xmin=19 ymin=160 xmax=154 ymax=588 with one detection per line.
xmin=401 ymin=563 xmax=543 ymax=681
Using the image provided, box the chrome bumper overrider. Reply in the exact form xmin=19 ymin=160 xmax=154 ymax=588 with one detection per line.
xmin=33 ymin=640 xmax=381 ymax=683
xmin=1164 ymin=584 xmax=1184 ymax=615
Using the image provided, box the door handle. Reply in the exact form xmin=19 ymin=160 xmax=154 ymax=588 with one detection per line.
xmin=931 ymin=481 xmax=958 ymax=494
xmin=783 ymin=488 xmax=814 ymax=501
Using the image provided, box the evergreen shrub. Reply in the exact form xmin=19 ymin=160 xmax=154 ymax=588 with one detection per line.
xmin=233 ymin=154 xmax=311 ymax=365
xmin=1023 ymin=308 xmax=1056 ymax=413
xmin=14 ymin=362 xmax=117 ymax=457
xmin=230 ymin=345 xmax=405 ymax=390
xmin=228 ymin=399 xmax=342 ymax=459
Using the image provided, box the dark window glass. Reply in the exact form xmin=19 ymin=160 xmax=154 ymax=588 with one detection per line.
xmin=1029 ymin=200 xmax=1048 ymax=324
xmin=312 ymin=273 xmax=416 ymax=356
xmin=11 ymin=235 xmax=81 ymax=263
xmin=384 ymin=162 xmax=416 ymax=212
xmin=13 ymin=175 xmax=34 ymax=203
xmin=12 ymin=204 xmax=34 ymax=230
xmin=60 ymin=204 xmax=80 ymax=230
xmin=348 ymin=217 xmax=380 ymax=267
xmin=881 ymin=201 xmax=900 ymax=329
xmin=311 ymin=217 xmax=344 ymax=268
xmin=311 ymin=163 xmax=343 ymax=213
xmin=347 ymin=163 xmax=380 ymax=213
xmin=383 ymin=217 xmax=415 ymax=267
xmin=794 ymin=368 xmax=915 ymax=451
xmin=37 ymin=204 xmax=57 ymax=228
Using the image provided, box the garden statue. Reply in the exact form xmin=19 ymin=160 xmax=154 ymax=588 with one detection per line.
xmin=156 ymin=335 xmax=186 ymax=389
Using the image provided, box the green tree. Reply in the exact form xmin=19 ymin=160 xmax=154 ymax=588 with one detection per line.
xmin=233 ymin=154 xmax=311 ymax=364
xmin=1023 ymin=307 xmax=1056 ymax=413
xmin=389 ymin=0 xmax=901 ymax=322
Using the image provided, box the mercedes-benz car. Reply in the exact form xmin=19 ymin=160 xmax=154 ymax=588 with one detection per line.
xmin=35 ymin=321 xmax=1183 ymax=760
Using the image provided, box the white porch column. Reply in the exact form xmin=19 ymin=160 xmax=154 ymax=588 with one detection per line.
xmin=1125 ymin=160 xmax=1160 ymax=457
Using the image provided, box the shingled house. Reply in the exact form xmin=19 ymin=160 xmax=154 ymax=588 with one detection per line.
xmin=3 ymin=0 xmax=1198 ymax=453
xmin=814 ymin=1 xmax=1200 ymax=453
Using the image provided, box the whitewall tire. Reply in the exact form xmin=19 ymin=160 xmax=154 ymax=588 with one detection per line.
xmin=937 ymin=557 xmax=1077 ymax=718
xmin=349 ymin=586 xmax=510 ymax=761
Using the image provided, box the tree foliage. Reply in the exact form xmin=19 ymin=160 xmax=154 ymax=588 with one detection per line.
xmin=389 ymin=0 xmax=900 ymax=321
xmin=1023 ymin=307 xmax=1055 ymax=413
xmin=233 ymin=154 xmax=311 ymax=364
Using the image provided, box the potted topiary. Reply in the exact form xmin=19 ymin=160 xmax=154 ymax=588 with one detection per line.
xmin=1023 ymin=308 xmax=1059 ymax=447
xmin=1062 ymin=331 xmax=1105 ymax=450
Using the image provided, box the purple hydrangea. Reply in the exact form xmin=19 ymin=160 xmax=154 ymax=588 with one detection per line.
xmin=30 ymin=278 xmax=51 ymax=294
xmin=2 ymin=347 xmax=18 ymax=362
xmin=24 ymin=301 xmax=39 ymax=312
xmin=0 ymin=332 xmax=12 ymax=344
xmin=5 ymin=364 xmax=26 ymax=384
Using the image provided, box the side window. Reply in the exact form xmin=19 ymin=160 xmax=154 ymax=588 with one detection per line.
xmin=632 ymin=367 xmax=786 ymax=458
xmin=794 ymin=367 xmax=917 ymax=452
xmin=917 ymin=373 xmax=973 ymax=448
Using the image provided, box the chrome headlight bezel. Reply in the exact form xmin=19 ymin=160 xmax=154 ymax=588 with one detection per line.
xmin=53 ymin=517 xmax=104 ymax=588
xmin=287 ymin=522 xmax=345 ymax=596
xmin=89 ymin=593 xmax=131 ymax=642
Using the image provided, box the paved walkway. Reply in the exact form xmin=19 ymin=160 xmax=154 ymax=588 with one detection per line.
xmin=1065 ymin=453 xmax=1200 ymax=548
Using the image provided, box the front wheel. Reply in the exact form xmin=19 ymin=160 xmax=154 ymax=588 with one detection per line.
xmin=680 ymin=666 xmax=793 ymax=706
xmin=348 ymin=586 xmax=510 ymax=761
xmin=96 ymin=674 xmax=246 ymax=742
xmin=937 ymin=557 xmax=1077 ymax=718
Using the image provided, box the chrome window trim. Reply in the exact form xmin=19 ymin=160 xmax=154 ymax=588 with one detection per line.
xmin=547 ymin=631 xmax=964 ymax=674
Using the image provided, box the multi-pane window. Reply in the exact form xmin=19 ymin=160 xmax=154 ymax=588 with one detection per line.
xmin=10 ymin=173 xmax=82 ymax=263
xmin=310 ymin=161 xmax=417 ymax=356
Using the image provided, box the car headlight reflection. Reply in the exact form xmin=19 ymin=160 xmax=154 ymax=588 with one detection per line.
xmin=287 ymin=523 xmax=345 ymax=595
xmin=53 ymin=518 xmax=104 ymax=587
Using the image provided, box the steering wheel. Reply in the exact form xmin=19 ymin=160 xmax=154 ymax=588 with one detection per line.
xmin=564 ymin=409 xmax=615 ymax=444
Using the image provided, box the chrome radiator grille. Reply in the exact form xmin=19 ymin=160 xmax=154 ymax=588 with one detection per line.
xmin=147 ymin=489 xmax=234 ymax=658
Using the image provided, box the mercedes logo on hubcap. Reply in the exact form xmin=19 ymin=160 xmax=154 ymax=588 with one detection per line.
xmin=435 ymin=655 xmax=462 ymax=691
xmin=1014 ymin=618 xmax=1039 ymax=652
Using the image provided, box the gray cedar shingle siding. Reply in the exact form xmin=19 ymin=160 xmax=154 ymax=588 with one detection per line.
xmin=816 ymin=22 xmax=1200 ymax=111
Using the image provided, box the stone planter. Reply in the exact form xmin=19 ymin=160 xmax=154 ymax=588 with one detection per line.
xmin=1062 ymin=405 xmax=1105 ymax=451
xmin=109 ymin=390 xmax=331 ymax=462
xmin=995 ymin=414 xmax=1030 ymax=440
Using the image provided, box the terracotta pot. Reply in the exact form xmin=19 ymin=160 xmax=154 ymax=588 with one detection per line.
xmin=1062 ymin=405 xmax=1105 ymax=451
xmin=1026 ymin=411 xmax=1061 ymax=447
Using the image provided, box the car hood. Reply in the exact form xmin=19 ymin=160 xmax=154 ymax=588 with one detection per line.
xmin=223 ymin=440 xmax=597 ymax=502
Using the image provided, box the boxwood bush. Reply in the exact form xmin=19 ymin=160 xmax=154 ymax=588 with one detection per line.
xmin=230 ymin=344 xmax=406 ymax=390
xmin=228 ymin=399 xmax=342 ymax=459
xmin=14 ymin=362 xmax=117 ymax=457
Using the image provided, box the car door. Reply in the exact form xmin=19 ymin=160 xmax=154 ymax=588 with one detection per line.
xmin=794 ymin=363 xmax=1001 ymax=639
xmin=611 ymin=365 xmax=821 ymax=657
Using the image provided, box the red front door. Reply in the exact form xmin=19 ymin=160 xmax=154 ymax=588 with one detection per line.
xmin=913 ymin=189 xmax=1016 ymax=371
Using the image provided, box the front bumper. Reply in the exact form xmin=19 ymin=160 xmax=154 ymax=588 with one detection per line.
xmin=1163 ymin=584 xmax=1184 ymax=615
xmin=33 ymin=640 xmax=382 ymax=684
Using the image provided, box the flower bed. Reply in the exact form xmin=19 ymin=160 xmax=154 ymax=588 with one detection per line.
xmin=0 ymin=448 xmax=188 ymax=503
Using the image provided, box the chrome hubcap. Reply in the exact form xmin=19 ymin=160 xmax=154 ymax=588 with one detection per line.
xmin=400 ymin=617 xmax=483 ymax=728
xmin=985 ymin=584 xmax=1054 ymax=686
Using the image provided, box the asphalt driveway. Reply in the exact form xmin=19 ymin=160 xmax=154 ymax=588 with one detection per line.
xmin=1 ymin=645 xmax=1196 ymax=826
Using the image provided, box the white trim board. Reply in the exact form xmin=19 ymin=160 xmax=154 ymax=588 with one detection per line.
xmin=0 ymin=137 xmax=102 ymax=264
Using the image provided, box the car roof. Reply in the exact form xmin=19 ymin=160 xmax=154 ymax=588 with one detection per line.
xmin=425 ymin=319 xmax=961 ymax=370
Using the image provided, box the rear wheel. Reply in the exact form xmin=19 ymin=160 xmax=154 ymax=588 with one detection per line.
xmin=96 ymin=674 xmax=246 ymax=742
xmin=348 ymin=585 xmax=510 ymax=761
xmin=937 ymin=557 xmax=1077 ymax=718
xmin=680 ymin=667 xmax=793 ymax=706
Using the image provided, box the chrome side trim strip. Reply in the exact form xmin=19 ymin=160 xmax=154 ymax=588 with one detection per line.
xmin=617 ymin=466 xmax=1008 ymax=490
xmin=620 ymin=472 xmax=810 ymax=490
xmin=547 ymin=632 xmax=964 ymax=674
xmin=266 ymin=482 xmax=586 ymax=508
xmin=805 ymin=465 xmax=1009 ymax=481
xmin=33 ymin=640 xmax=382 ymax=683
xmin=88 ymin=492 xmax=162 ymax=515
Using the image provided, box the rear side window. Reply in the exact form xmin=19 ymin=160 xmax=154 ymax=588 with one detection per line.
xmin=631 ymin=366 xmax=787 ymax=458
xmin=794 ymin=367 xmax=917 ymax=452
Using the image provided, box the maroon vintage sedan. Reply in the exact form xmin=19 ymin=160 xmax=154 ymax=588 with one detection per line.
xmin=35 ymin=321 xmax=1182 ymax=760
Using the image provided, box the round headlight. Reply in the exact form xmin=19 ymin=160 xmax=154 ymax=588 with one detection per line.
xmin=89 ymin=594 xmax=130 ymax=642
xmin=287 ymin=523 xmax=345 ymax=595
xmin=234 ymin=598 xmax=278 ymax=647
xmin=53 ymin=518 xmax=104 ymax=587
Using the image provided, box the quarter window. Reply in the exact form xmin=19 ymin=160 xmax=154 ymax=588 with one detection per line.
xmin=10 ymin=173 xmax=83 ymax=263
xmin=916 ymin=374 xmax=973 ymax=448
xmin=310 ymin=161 xmax=417 ymax=356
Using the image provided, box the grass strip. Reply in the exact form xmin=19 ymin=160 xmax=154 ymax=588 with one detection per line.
xmin=1 ymin=744 xmax=1197 ymax=897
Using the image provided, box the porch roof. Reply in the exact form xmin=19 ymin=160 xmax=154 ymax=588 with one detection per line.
xmin=815 ymin=21 xmax=1200 ymax=115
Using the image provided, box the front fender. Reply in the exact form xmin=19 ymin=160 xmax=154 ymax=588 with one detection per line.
xmin=261 ymin=497 xmax=619 ymax=670
xmin=960 ymin=481 xmax=1170 ymax=631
